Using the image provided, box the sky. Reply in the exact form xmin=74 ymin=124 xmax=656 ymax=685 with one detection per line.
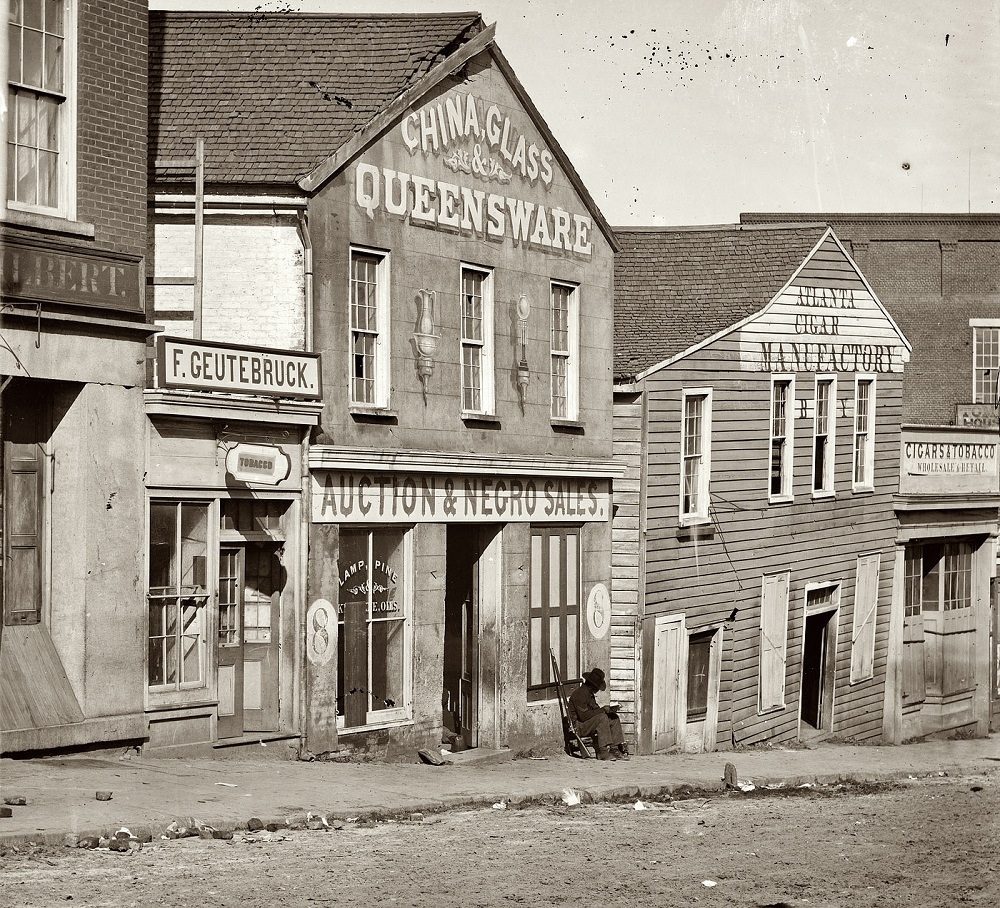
xmin=148 ymin=0 xmax=1000 ymax=226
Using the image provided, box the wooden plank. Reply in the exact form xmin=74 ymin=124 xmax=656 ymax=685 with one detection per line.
xmin=0 ymin=625 xmax=84 ymax=731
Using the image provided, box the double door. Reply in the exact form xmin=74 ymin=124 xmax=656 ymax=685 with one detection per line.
xmin=217 ymin=543 xmax=281 ymax=739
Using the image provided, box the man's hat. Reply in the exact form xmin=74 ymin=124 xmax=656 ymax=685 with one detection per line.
xmin=582 ymin=667 xmax=606 ymax=691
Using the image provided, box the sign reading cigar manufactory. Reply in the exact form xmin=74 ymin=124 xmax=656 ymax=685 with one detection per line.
xmin=313 ymin=471 xmax=610 ymax=523
xmin=1 ymin=236 xmax=141 ymax=312
xmin=156 ymin=336 xmax=322 ymax=400
xmin=354 ymin=90 xmax=594 ymax=256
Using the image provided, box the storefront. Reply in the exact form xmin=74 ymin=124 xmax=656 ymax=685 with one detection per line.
xmin=142 ymin=337 xmax=321 ymax=752
xmin=885 ymin=426 xmax=999 ymax=742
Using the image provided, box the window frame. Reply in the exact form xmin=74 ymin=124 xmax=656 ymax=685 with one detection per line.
xmin=679 ymin=387 xmax=712 ymax=525
xmin=768 ymin=375 xmax=794 ymax=503
xmin=811 ymin=375 xmax=836 ymax=497
xmin=758 ymin=571 xmax=790 ymax=713
xmin=970 ymin=321 xmax=1000 ymax=405
xmin=335 ymin=525 xmax=413 ymax=731
xmin=348 ymin=245 xmax=391 ymax=411
xmin=549 ymin=281 xmax=580 ymax=422
xmin=852 ymin=375 xmax=876 ymax=492
xmin=146 ymin=499 xmax=212 ymax=695
xmin=527 ymin=525 xmax=582 ymax=702
xmin=460 ymin=263 xmax=495 ymax=416
xmin=3 ymin=0 xmax=78 ymax=221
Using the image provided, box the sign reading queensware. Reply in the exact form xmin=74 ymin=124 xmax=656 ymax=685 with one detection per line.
xmin=313 ymin=471 xmax=610 ymax=523
xmin=156 ymin=336 xmax=322 ymax=400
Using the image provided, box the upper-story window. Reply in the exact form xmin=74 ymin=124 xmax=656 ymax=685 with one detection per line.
xmin=971 ymin=322 xmax=1000 ymax=404
xmin=769 ymin=376 xmax=794 ymax=501
xmin=852 ymin=376 xmax=875 ymax=490
xmin=812 ymin=377 xmax=836 ymax=496
xmin=680 ymin=388 xmax=712 ymax=524
xmin=461 ymin=265 xmax=494 ymax=416
xmin=5 ymin=0 xmax=75 ymax=218
xmin=550 ymin=281 xmax=579 ymax=421
xmin=349 ymin=247 xmax=390 ymax=409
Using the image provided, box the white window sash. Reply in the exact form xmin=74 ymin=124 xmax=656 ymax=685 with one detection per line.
xmin=769 ymin=376 xmax=794 ymax=502
xmin=461 ymin=264 xmax=494 ymax=415
xmin=852 ymin=376 xmax=876 ymax=490
xmin=679 ymin=388 xmax=712 ymax=523
xmin=349 ymin=246 xmax=390 ymax=409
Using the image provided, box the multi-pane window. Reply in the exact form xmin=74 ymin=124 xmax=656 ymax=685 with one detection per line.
xmin=6 ymin=0 xmax=67 ymax=211
xmin=853 ymin=378 xmax=875 ymax=489
xmin=686 ymin=631 xmax=715 ymax=720
xmin=461 ymin=265 xmax=494 ymax=414
xmin=528 ymin=526 xmax=581 ymax=700
xmin=350 ymin=248 xmax=389 ymax=408
xmin=973 ymin=324 xmax=1000 ymax=404
xmin=147 ymin=501 xmax=210 ymax=689
xmin=758 ymin=571 xmax=789 ymax=712
xmin=769 ymin=378 xmax=793 ymax=500
xmin=337 ymin=527 xmax=409 ymax=728
xmin=680 ymin=390 xmax=711 ymax=522
xmin=550 ymin=282 xmax=579 ymax=420
xmin=812 ymin=378 xmax=835 ymax=494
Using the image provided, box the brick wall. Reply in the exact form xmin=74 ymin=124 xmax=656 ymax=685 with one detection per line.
xmin=77 ymin=0 xmax=147 ymax=256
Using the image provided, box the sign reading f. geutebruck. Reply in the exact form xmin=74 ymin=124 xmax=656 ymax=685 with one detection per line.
xmin=156 ymin=336 xmax=322 ymax=400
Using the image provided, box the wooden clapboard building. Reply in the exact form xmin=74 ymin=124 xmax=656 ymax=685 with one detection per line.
xmin=612 ymin=224 xmax=911 ymax=753
xmin=149 ymin=12 xmax=619 ymax=760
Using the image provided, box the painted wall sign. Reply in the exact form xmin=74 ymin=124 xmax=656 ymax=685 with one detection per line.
xmin=899 ymin=428 xmax=999 ymax=496
xmin=313 ymin=471 xmax=610 ymax=523
xmin=156 ymin=335 xmax=322 ymax=400
xmin=587 ymin=583 xmax=611 ymax=640
xmin=306 ymin=599 xmax=335 ymax=666
xmin=955 ymin=404 xmax=998 ymax=429
xmin=354 ymin=163 xmax=593 ymax=256
xmin=1 ymin=236 xmax=141 ymax=312
xmin=738 ymin=285 xmax=906 ymax=374
xmin=225 ymin=443 xmax=291 ymax=485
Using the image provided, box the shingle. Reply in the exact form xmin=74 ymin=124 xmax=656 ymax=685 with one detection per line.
xmin=613 ymin=224 xmax=829 ymax=380
xmin=149 ymin=11 xmax=485 ymax=185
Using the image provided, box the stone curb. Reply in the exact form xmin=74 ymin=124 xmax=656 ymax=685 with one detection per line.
xmin=0 ymin=762 xmax=990 ymax=850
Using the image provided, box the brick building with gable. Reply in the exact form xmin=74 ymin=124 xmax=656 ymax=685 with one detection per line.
xmin=147 ymin=12 xmax=620 ymax=758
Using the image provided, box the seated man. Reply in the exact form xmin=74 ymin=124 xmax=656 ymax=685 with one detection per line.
xmin=568 ymin=667 xmax=628 ymax=760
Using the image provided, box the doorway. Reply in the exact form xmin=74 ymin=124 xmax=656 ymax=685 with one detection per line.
xmin=217 ymin=543 xmax=284 ymax=738
xmin=800 ymin=607 xmax=837 ymax=734
xmin=443 ymin=525 xmax=500 ymax=750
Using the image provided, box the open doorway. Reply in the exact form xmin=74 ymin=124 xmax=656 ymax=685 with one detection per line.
xmin=800 ymin=592 xmax=838 ymax=737
xmin=443 ymin=524 xmax=500 ymax=751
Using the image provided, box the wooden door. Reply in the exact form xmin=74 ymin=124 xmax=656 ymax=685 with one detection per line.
xmin=241 ymin=543 xmax=280 ymax=732
xmin=652 ymin=615 xmax=685 ymax=752
xmin=217 ymin=547 xmax=244 ymax=739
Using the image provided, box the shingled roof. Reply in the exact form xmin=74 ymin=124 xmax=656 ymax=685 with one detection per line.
xmin=613 ymin=223 xmax=830 ymax=382
xmin=149 ymin=11 xmax=485 ymax=186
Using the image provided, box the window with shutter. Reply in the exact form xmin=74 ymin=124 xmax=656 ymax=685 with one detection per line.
xmin=850 ymin=553 xmax=880 ymax=682
xmin=758 ymin=571 xmax=790 ymax=712
xmin=2 ymin=382 xmax=49 ymax=626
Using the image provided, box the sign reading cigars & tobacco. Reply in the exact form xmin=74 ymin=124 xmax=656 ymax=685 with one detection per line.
xmin=156 ymin=336 xmax=322 ymax=400
xmin=313 ymin=471 xmax=610 ymax=523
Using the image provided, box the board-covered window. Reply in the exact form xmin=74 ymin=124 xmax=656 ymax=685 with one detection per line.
xmin=550 ymin=281 xmax=579 ymax=421
xmin=528 ymin=526 xmax=581 ymax=700
xmin=850 ymin=553 xmax=880 ymax=682
xmin=680 ymin=388 xmax=712 ymax=523
xmin=461 ymin=264 xmax=494 ymax=415
xmin=337 ymin=527 xmax=410 ymax=727
xmin=769 ymin=377 xmax=794 ymax=501
xmin=812 ymin=377 xmax=836 ymax=495
xmin=5 ymin=0 xmax=75 ymax=217
xmin=852 ymin=377 xmax=875 ymax=490
xmin=350 ymin=247 xmax=390 ymax=409
xmin=147 ymin=501 xmax=210 ymax=690
xmin=758 ymin=571 xmax=789 ymax=712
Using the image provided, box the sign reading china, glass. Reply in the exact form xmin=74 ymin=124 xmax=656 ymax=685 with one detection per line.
xmin=313 ymin=471 xmax=610 ymax=523
xmin=156 ymin=336 xmax=322 ymax=400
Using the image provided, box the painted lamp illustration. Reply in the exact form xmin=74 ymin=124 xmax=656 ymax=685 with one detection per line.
xmin=413 ymin=289 xmax=439 ymax=402
xmin=516 ymin=293 xmax=531 ymax=409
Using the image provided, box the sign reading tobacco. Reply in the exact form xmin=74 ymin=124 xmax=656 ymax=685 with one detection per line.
xmin=156 ymin=336 xmax=322 ymax=400
xmin=313 ymin=471 xmax=610 ymax=523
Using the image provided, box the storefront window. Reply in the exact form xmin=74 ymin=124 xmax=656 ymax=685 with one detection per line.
xmin=148 ymin=501 xmax=210 ymax=689
xmin=337 ymin=527 xmax=409 ymax=727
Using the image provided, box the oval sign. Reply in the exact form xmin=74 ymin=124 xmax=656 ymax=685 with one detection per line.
xmin=587 ymin=582 xmax=611 ymax=640
xmin=225 ymin=443 xmax=291 ymax=485
xmin=306 ymin=599 xmax=335 ymax=666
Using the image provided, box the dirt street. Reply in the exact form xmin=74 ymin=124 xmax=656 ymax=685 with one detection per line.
xmin=1 ymin=775 xmax=997 ymax=908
